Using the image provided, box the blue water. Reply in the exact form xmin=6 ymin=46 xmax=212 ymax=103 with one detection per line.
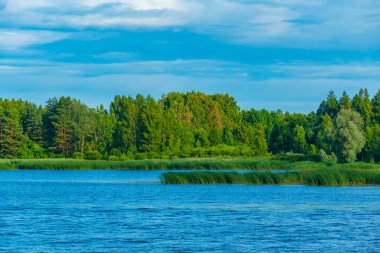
xmin=0 ymin=170 xmax=379 ymax=252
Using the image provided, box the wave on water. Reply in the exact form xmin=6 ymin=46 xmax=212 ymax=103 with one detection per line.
xmin=0 ymin=179 xmax=160 ymax=184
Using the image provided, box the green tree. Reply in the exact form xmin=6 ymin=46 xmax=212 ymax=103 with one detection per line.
xmin=292 ymin=125 xmax=308 ymax=154
xmin=339 ymin=91 xmax=352 ymax=110
xmin=335 ymin=109 xmax=366 ymax=163
xmin=88 ymin=106 xmax=114 ymax=156
xmin=140 ymin=96 xmax=165 ymax=154
xmin=0 ymin=89 xmax=376 ymax=161
xmin=372 ymin=90 xmax=380 ymax=123
xmin=72 ymin=102 xmax=92 ymax=157
xmin=269 ymin=121 xmax=290 ymax=153
xmin=254 ymin=124 xmax=268 ymax=156
xmin=209 ymin=128 xmax=222 ymax=146
xmin=22 ymin=104 xmax=44 ymax=146
xmin=367 ymin=124 xmax=380 ymax=162
xmin=352 ymin=88 xmax=372 ymax=127
xmin=0 ymin=101 xmax=24 ymax=158
xmin=316 ymin=114 xmax=335 ymax=154
xmin=111 ymin=95 xmax=139 ymax=154
xmin=317 ymin=90 xmax=339 ymax=118
xmin=222 ymin=128 xmax=235 ymax=146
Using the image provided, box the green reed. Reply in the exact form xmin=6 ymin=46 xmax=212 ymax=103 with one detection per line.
xmin=161 ymin=169 xmax=380 ymax=186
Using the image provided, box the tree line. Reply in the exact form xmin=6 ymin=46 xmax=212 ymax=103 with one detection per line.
xmin=0 ymin=89 xmax=379 ymax=163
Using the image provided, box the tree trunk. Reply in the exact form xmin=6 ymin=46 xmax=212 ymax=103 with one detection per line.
xmin=81 ymin=134 xmax=85 ymax=156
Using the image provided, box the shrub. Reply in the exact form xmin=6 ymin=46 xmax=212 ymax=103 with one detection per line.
xmin=319 ymin=149 xmax=329 ymax=162
xmin=109 ymin=149 xmax=122 ymax=157
xmin=72 ymin=152 xmax=83 ymax=159
xmin=85 ymin=150 xmax=103 ymax=160
xmin=108 ymin=155 xmax=119 ymax=161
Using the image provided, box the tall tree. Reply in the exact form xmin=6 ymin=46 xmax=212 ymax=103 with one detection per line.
xmin=22 ymin=104 xmax=44 ymax=146
xmin=317 ymin=90 xmax=339 ymax=118
xmin=254 ymin=124 xmax=268 ymax=156
xmin=140 ymin=96 xmax=165 ymax=154
xmin=292 ymin=125 xmax=308 ymax=154
xmin=111 ymin=95 xmax=139 ymax=154
xmin=88 ymin=106 xmax=114 ymax=155
xmin=316 ymin=114 xmax=335 ymax=154
xmin=339 ymin=91 xmax=352 ymax=110
xmin=0 ymin=101 xmax=24 ymax=158
xmin=352 ymin=88 xmax=372 ymax=127
xmin=335 ymin=109 xmax=366 ymax=163
xmin=372 ymin=90 xmax=380 ymax=123
xmin=366 ymin=124 xmax=380 ymax=162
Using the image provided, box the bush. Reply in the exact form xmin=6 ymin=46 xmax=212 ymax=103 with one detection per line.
xmin=271 ymin=153 xmax=307 ymax=162
xmin=20 ymin=141 xmax=47 ymax=159
xmin=308 ymin=144 xmax=318 ymax=155
xmin=85 ymin=150 xmax=103 ymax=160
xmin=308 ymin=153 xmax=321 ymax=162
xmin=108 ymin=155 xmax=119 ymax=161
xmin=319 ymin=149 xmax=329 ymax=162
xmin=72 ymin=152 xmax=83 ymax=159
xmin=135 ymin=153 xmax=148 ymax=160
xmin=109 ymin=149 xmax=122 ymax=157
xmin=330 ymin=153 xmax=337 ymax=163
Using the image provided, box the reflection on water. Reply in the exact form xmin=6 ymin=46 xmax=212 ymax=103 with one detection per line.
xmin=0 ymin=170 xmax=379 ymax=252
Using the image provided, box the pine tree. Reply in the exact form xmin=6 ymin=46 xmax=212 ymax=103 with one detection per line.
xmin=339 ymin=91 xmax=352 ymax=110
xmin=352 ymin=88 xmax=372 ymax=127
xmin=317 ymin=90 xmax=339 ymax=118
xmin=111 ymin=95 xmax=139 ymax=154
xmin=0 ymin=101 xmax=24 ymax=158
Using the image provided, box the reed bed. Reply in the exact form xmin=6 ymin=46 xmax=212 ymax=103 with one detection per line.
xmin=161 ymin=169 xmax=380 ymax=186
xmin=0 ymin=158 xmax=378 ymax=171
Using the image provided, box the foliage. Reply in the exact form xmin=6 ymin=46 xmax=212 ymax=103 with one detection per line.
xmin=0 ymin=89 xmax=378 ymax=163
xmin=335 ymin=109 xmax=366 ymax=163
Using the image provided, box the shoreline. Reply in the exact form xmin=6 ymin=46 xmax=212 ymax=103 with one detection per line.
xmin=0 ymin=157 xmax=379 ymax=171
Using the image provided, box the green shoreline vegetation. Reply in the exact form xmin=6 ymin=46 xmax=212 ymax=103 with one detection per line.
xmin=161 ymin=169 xmax=380 ymax=186
xmin=1 ymin=156 xmax=379 ymax=171
xmin=0 ymin=89 xmax=378 ymax=165
xmin=0 ymin=88 xmax=378 ymax=189
xmin=0 ymin=88 xmax=379 ymax=189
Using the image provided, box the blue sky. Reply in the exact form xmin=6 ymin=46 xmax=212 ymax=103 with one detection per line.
xmin=0 ymin=0 xmax=379 ymax=112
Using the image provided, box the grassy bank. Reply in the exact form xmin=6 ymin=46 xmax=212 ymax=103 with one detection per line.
xmin=161 ymin=169 xmax=380 ymax=186
xmin=0 ymin=157 xmax=379 ymax=170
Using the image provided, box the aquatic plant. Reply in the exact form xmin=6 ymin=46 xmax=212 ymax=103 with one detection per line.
xmin=0 ymin=157 xmax=378 ymax=171
xmin=161 ymin=169 xmax=380 ymax=186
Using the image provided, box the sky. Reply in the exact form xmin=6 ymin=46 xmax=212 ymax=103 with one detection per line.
xmin=0 ymin=0 xmax=379 ymax=112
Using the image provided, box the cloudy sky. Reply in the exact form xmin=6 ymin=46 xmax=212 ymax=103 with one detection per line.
xmin=0 ymin=0 xmax=379 ymax=112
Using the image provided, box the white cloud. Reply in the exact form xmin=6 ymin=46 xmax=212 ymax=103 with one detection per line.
xmin=0 ymin=57 xmax=379 ymax=112
xmin=1 ymin=0 xmax=197 ymax=28
xmin=4 ymin=0 xmax=187 ymax=11
xmin=1 ymin=58 xmax=380 ymax=80
xmin=0 ymin=0 xmax=379 ymax=48
xmin=0 ymin=29 xmax=69 ymax=51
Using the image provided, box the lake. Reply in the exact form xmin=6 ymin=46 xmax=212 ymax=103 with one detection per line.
xmin=0 ymin=170 xmax=379 ymax=252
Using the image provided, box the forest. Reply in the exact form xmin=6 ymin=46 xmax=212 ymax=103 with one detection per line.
xmin=0 ymin=89 xmax=379 ymax=163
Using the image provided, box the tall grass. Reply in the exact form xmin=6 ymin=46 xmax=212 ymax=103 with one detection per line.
xmin=0 ymin=160 xmax=17 ymax=170
xmin=303 ymin=169 xmax=380 ymax=186
xmin=0 ymin=157 xmax=379 ymax=170
xmin=161 ymin=169 xmax=380 ymax=186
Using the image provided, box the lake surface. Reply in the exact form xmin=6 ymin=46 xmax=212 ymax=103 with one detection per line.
xmin=1 ymin=170 xmax=379 ymax=252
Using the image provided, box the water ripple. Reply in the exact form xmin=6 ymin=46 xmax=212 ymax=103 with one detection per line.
xmin=0 ymin=170 xmax=379 ymax=252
